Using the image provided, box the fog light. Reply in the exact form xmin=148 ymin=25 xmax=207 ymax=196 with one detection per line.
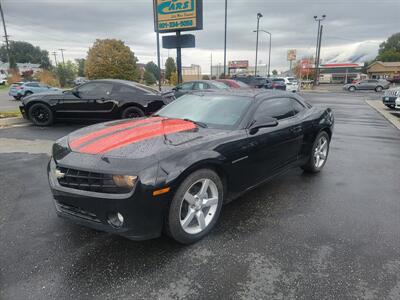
xmin=108 ymin=212 xmax=124 ymax=228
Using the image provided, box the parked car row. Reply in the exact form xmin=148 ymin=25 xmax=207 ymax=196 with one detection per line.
xmin=382 ymin=87 xmax=400 ymax=110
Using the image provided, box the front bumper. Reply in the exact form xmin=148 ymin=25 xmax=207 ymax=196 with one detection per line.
xmin=382 ymin=96 xmax=398 ymax=106
xmin=48 ymin=159 xmax=170 ymax=241
xmin=19 ymin=105 xmax=28 ymax=119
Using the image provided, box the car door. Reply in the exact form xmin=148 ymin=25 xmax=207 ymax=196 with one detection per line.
xmin=174 ymin=82 xmax=194 ymax=98
xmin=246 ymin=97 xmax=304 ymax=185
xmin=25 ymin=82 xmax=40 ymax=94
xmin=57 ymin=82 xmax=114 ymax=119
xmin=357 ymin=80 xmax=369 ymax=90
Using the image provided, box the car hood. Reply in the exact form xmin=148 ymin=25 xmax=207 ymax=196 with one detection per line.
xmin=66 ymin=117 xmax=228 ymax=161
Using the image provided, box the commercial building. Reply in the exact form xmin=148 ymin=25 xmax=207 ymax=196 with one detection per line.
xmin=318 ymin=63 xmax=366 ymax=84
xmin=211 ymin=64 xmax=269 ymax=78
xmin=367 ymin=61 xmax=400 ymax=79
xmin=182 ymin=64 xmax=201 ymax=81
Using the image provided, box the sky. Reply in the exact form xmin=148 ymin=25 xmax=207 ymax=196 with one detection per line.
xmin=2 ymin=0 xmax=400 ymax=73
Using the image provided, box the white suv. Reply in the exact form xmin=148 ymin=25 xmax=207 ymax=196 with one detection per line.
xmin=283 ymin=77 xmax=300 ymax=93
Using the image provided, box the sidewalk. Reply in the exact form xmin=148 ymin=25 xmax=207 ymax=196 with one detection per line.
xmin=366 ymin=99 xmax=400 ymax=130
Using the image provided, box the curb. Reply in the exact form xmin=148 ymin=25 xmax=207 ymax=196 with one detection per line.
xmin=0 ymin=117 xmax=29 ymax=127
xmin=365 ymin=100 xmax=400 ymax=130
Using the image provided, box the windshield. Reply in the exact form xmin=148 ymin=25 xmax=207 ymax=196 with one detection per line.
xmin=156 ymin=94 xmax=251 ymax=129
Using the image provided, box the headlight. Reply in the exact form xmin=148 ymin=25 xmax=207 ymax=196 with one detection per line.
xmin=112 ymin=175 xmax=137 ymax=188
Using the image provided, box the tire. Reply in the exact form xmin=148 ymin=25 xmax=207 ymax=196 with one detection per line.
xmin=166 ymin=168 xmax=223 ymax=244
xmin=385 ymin=104 xmax=395 ymax=109
xmin=375 ymin=86 xmax=383 ymax=92
xmin=121 ymin=106 xmax=145 ymax=119
xmin=28 ymin=103 xmax=54 ymax=126
xmin=301 ymin=131 xmax=330 ymax=173
xmin=24 ymin=91 xmax=33 ymax=98
xmin=348 ymin=86 xmax=356 ymax=92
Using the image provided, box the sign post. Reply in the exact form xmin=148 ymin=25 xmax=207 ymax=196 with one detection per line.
xmin=154 ymin=0 xmax=203 ymax=84
xmin=287 ymin=49 xmax=297 ymax=72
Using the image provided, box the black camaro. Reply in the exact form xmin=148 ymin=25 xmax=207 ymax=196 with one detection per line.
xmin=19 ymin=79 xmax=174 ymax=126
xmin=48 ymin=90 xmax=334 ymax=244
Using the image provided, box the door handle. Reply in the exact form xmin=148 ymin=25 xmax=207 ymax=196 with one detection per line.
xmin=290 ymin=126 xmax=303 ymax=133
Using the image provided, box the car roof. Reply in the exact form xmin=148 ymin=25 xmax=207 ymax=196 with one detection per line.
xmin=187 ymin=88 xmax=299 ymax=101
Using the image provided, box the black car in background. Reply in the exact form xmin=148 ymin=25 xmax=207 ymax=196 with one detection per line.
xmin=172 ymin=80 xmax=229 ymax=98
xmin=233 ymin=75 xmax=266 ymax=88
xmin=49 ymin=90 xmax=334 ymax=244
xmin=19 ymin=79 xmax=174 ymax=126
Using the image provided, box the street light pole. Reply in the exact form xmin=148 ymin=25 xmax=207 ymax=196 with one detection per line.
xmin=313 ymin=15 xmax=326 ymax=86
xmin=59 ymin=48 xmax=66 ymax=65
xmin=254 ymin=29 xmax=271 ymax=77
xmin=223 ymin=0 xmax=227 ymax=78
xmin=254 ymin=12 xmax=263 ymax=76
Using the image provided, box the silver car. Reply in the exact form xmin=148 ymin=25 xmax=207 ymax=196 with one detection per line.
xmin=344 ymin=79 xmax=391 ymax=92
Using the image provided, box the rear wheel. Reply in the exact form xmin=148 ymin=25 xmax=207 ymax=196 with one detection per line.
xmin=375 ymin=86 xmax=383 ymax=92
xmin=28 ymin=103 xmax=54 ymax=126
xmin=121 ymin=106 xmax=144 ymax=119
xmin=166 ymin=169 xmax=223 ymax=244
xmin=348 ymin=86 xmax=356 ymax=92
xmin=301 ymin=131 xmax=330 ymax=173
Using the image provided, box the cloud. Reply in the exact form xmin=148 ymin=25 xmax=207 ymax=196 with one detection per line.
xmin=2 ymin=0 xmax=399 ymax=72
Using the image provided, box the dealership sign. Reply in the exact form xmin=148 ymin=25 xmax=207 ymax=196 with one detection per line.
xmin=287 ymin=49 xmax=297 ymax=61
xmin=228 ymin=60 xmax=249 ymax=69
xmin=154 ymin=0 xmax=203 ymax=33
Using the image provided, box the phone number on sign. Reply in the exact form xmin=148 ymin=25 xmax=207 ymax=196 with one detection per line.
xmin=159 ymin=20 xmax=193 ymax=29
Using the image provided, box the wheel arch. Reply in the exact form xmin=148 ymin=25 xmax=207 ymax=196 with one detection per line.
xmin=25 ymin=100 xmax=53 ymax=114
xmin=119 ymin=103 xmax=146 ymax=116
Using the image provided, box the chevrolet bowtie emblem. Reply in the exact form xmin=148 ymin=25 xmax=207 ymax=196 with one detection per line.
xmin=55 ymin=169 xmax=65 ymax=179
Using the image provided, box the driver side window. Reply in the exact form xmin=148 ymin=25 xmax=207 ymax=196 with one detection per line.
xmin=77 ymin=83 xmax=113 ymax=96
xmin=254 ymin=98 xmax=295 ymax=120
xmin=177 ymin=82 xmax=193 ymax=91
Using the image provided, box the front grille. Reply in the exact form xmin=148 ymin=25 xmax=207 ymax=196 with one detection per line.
xmin=56 ymin=167 xmax=131 ymax=194
xmin=57 ymin=202 xmax=101 ymax=223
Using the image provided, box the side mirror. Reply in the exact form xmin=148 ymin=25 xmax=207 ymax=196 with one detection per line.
xmin=249 ymin=116 xmax=278 ymax=135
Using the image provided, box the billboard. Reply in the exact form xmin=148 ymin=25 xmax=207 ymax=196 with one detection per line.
xmin=154 ymin=0 xmax=203 ymax=33
xmin=287 ymin=49 xmax=297 ymax=61
xmin=228 ymin=60 xmax=249 ymax=69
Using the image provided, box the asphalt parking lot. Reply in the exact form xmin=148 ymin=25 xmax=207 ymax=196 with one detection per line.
xmin=1 ymin=91 xmax=400 ymax=299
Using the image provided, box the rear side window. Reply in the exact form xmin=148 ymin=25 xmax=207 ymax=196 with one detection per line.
xmin=254 ymin=98 xmax=295 ymax=120
xmin=26 ymin=83 xmax=40 ymax=87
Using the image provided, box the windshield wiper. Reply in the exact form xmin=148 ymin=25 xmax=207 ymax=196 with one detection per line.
xmin=183 ymin=118 xmax=208 ymax=128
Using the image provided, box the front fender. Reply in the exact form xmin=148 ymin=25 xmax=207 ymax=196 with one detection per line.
xmin=158 ymin=150 xmax=227 ymax=186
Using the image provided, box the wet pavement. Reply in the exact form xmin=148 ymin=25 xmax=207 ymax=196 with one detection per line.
xmin=1 ymin=91 xmax=400 ymax=299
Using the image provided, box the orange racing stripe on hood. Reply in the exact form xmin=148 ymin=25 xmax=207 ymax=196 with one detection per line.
xmin=69 ymin=116 xmax=164 ymax=149
xmin=76 ymin=119 xmax=196 ymax=154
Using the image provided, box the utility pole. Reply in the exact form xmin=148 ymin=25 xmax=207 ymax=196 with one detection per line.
xmin=59 ymin=48 xmax=66 ymax=65
xmin=313 ymin=15 xmax=326 ymax=86
xmin=254 ymin=29 xmax=271 ymax=77
xmin=52 ymin=51 xmax=58 ymax=66
xmin=316 ymin=25 xmax=324 ymax=84
xmin=210 ymin=52 xmax=213 ymax=79
xmin=223 ymin=0 xmax=227 ymax=78
xmin=254 ymin=12 xmax=263 ymax=76
xmin=0 ymin=1 xmax=11 ymax=69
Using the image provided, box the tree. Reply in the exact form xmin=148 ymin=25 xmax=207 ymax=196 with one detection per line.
xmin=85 ymin=39 xmax=139 ymax=81
xmin=376 ymin=32 xmax=400 ymax=62
xmin=0 ymin=41 xmax=52 ymax=69
xmin=56 ymin=61 xmax=77 ymax=87
xmin=145 ymin=61 xmax=159 ymax=80
xmin=143 ymin=70 xmax=156 ymax=85
xmin=272 ymin=69 xmax=278 ymax=76
xmin=165 ymin=57 xmax=176 ymax=82
xmin=202 ymin=75 xmax=210 ymax=80
xmin=170 ymin=72 xmax=178 ymax=86
xmin=75 ymin=58 xmax=86 ymax=77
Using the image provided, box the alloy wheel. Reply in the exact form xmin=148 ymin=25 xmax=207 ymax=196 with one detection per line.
xmin=32 ymin=107 xmax=50 ymax=124
xmin=314 ymin=135 xmax=328 ymax=168
xmin=179 ymin=178 xmax=219 ymax=235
